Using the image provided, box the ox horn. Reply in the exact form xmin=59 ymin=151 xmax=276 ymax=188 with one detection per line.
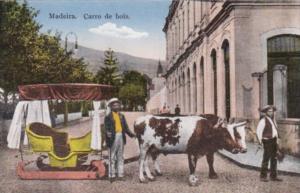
xmin=234 ymin=121 xmax=247 ymax=127
xmin=213 ymin=118 xmax=224 ymax=129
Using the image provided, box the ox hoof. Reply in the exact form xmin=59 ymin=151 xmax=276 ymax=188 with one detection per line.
xmin=155 ymin=170 xmax=163 ymax=176
xmin=147 ymin=176 xmax=156 ymax=181
xmin=143 ymin=171 xmax=155 ymax=176
xmin=139 ymin=178 xmax=148 ymax=184
xmin=209 ymin=173 xmax=218 ymax=179
xmin=188 ymin=181 xmax=200 ymax=187
xmin=188 ymin=175 xmax=200 ymax=186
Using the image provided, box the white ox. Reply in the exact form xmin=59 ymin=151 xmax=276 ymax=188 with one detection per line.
xmin=134 ymin=114 xmax=248 ymax=186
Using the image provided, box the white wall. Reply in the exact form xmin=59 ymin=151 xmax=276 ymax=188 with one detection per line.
xmin=146 ymin=86 xmax=167 ymax=114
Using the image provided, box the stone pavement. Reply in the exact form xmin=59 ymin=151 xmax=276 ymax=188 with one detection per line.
xmin=218 ymin=143 xmax=300 ymax=176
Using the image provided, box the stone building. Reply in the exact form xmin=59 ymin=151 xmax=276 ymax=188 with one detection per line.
xmin=163 ymin=0 xmax=300 ymax=154
xmin=147 ymin=61 xmax=167 ymax=113
xmin=150 ymin=60 xmax=166 ymax=98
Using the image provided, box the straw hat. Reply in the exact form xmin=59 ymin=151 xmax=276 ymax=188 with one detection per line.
xmin=259 ymin=105 xmax=277 ymax=113
xmin=107 ymin=98 xmax=121 ymax=106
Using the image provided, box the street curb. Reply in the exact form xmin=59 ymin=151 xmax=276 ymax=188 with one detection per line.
xmin=217 ymin=152 xmax=300 ymax=177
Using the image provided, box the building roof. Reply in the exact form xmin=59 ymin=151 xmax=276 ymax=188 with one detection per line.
xmin=162 ymin=0 xmax=179 ymax=32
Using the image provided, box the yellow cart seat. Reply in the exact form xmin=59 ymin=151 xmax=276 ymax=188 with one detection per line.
xmin=26 ymin=126 xmax=53 ymax=152
xmin=69 ymin=131 xmax=92 ymax=153
xmin=26 ymin=122 xmax=91 ymax=168
xmin=26 ymin=122 xmax=69 ymax=157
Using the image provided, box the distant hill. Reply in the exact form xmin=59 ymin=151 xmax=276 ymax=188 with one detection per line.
xmin=71 ymin=44 xmax=166 ymax=78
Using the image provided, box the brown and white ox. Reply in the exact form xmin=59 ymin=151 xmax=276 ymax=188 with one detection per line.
xmin=134 ymin=114 xmax=248 ymax=186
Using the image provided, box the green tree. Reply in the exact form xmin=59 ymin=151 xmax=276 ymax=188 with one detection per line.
xmin=119 ymin=83 xmax=146 ymax=111
xmin=122 ymin=70 xmax=147 ymax=86
xmin=0 ymin=1 xmax=93 ymax=125
xmin=0 ymin=1 xmax=41 ymax=107
xmin=119 ymin=70 xmax=148 ymax=110
xmin=94 ymin=48 xmax=122 ymax=86
xmin=0 ymin=1 xmax=92 ymax=90
xmin=31 ymin=32 xmax=93 ymax=84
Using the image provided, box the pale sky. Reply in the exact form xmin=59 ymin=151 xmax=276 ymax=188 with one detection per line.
xmin=25 ymin=0 xmax=171 ymax=60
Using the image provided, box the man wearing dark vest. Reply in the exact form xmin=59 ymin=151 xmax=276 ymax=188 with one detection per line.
xmin=256 ymin=105 xmax=282 ymax=182
xmin=105 ymin=98 xmax=136 ymax=181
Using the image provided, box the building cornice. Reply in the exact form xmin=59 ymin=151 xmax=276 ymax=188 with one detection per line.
xmin=224 ymin=0 xmax=300 ymax=7
xmin=163 ymin=0 xmax=179 ymax=33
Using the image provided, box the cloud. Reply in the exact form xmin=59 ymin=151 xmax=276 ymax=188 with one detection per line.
xmin=88 ymin=22 xmax=149 ymax=39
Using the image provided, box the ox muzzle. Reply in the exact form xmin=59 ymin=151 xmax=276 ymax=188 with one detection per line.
xmin=231 ymin=148 xmax=247 ymax=154
xmin=231 ymin=147 xmax=247 ymax=154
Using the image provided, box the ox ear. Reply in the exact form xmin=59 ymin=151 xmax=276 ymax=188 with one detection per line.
xmin=228 ymin=118 xmax=235 ymax=124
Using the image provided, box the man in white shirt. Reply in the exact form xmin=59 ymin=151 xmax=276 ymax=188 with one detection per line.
xmin=256 ymin=105 xmax=282 ymax=182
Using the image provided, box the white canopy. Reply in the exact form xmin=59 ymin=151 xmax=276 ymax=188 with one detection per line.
xmin=91 ymin=101 xmax=102 ymax=150
xmin=7 ymin=100 xmax=51 ymax=149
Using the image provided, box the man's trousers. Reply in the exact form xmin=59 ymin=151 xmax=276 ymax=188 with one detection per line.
xmin=260 ymin=137 xmax=278 ymax=179
xmin=108 ymin=133 xmax=124 ymax=178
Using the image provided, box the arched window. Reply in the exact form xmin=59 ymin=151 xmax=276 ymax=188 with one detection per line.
xmin=178 ymin=76 xmax=181 ymax=110
xmin=183 ymin=11 xmax=185 ymax=40
xmin=200 ymin=57 xmax=205 ymax=113
xmin=193 ymin=63 xmax=197 ymax=113
xmin=182 ymin=72 xmax=186 ymax=114
xmin=187 ymin=68 xmax=191 ymax=113
xmin=267 ymin=34 xmax=300 ymax=118
xmin=178 ymin=19 xmax=181 ymax=47
xmin=211 ymin=49 xmax=217 ymax=114
xmin=187 ymin=1 xmax=190 ymax=33
xmin=172 ymin=80 xmax=174 ymax=108
xmin=222 ymin=40 xmax=230 ymax=119
xmin=175 ymin=78 xmax=178 ymax=107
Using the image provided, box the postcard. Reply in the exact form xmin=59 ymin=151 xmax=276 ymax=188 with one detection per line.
xmin=0 ymin=0 xmax=299 ymax=193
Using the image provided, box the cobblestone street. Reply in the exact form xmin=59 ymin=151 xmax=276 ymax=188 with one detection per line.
xmin=1 ymin=113 xmax=300 ymax=193
xmin=1 ymin=148 xmax=300 ymax=193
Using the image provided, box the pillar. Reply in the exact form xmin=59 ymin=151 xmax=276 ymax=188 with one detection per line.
xmin=181 ymin=77 xmax=185 ymax=114
xmin=191 ymin=75 xmax=196 ymax=114
xmin=189 ymin=0 xmax=195 ymax=33
xmin=180 ymin=11 xmax=184 ymax=47
xmin=196 ymin=66 xmax=202 ymax=115
xmin=186 ymin=76 xmax=190 ymax=114
xmin=273 ymin=64 xmax=287 ymax=119
xmin=218 ymin=48 xmax=226 ymax=118
xmin=195 ymin=0 xmax=201 ymax=24
xmin=184 ymin=1 xmax=189 ymax=41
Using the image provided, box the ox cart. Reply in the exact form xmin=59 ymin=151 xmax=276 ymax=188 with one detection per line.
xmin=7 ymin=83 xmax=114 ymax=180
